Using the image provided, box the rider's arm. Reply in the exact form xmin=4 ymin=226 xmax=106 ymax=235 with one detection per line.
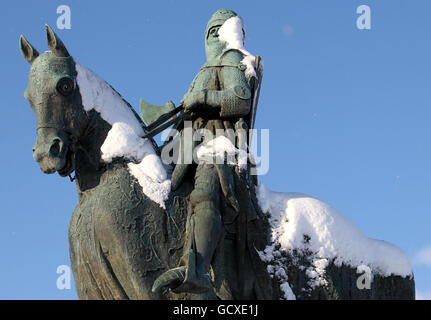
xmin=182 ymin=50 xmax=252 ymax=118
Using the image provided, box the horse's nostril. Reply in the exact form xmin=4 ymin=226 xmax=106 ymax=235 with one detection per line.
xmin=49 ymin=139 xmax=61 ymax=157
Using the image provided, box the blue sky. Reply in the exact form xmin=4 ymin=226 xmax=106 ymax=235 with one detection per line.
xmin=1 ymin=0 xmax=430 ymax=299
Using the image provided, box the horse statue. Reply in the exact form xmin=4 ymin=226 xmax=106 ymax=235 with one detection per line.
xmin=19 ymin=25 xmax=275 ymax=300
xmin=19 ymin=26 xmax=415 ymax=300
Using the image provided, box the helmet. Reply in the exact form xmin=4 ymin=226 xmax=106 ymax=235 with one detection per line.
xmin=205 ymin=9 xmax=238 ymax=38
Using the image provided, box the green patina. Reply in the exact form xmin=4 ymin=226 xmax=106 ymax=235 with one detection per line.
xmin=19 ymin=10 xmax=415 ymax=300
xmin=19 ymin=20 xmax=273 ymax=300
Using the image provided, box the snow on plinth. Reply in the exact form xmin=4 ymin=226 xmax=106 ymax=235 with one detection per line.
xmin=256 ymin=183 xmax=412 ymax=298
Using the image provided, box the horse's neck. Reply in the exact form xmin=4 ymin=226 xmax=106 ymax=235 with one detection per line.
xmin=72 ymin=60 xmax=166 ymax=205
xmin=74 ymin=109 xmax=115 ymax=193
xmin=72 ymin=108 xmax=164 ymax=208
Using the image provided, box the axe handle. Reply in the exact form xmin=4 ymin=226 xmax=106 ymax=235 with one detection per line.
xmin=146 ymin=105 xmax=184 ymax=132
xmin=143 ymin=110 xmax=188 ymax=140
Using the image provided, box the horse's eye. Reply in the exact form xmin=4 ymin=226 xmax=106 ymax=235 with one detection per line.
xmin=56 ymin=77 xmax=74 ymax=96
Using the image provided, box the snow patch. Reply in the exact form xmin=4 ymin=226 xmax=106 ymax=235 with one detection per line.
xmin=74 ymin=59 xmax=170 ymax=208
xmin=280 ymin=282 xmax=296 ymax=300
xmin=256 ymin=183 xmax=413 ymax=293
xmin=306 ymin=258 xmax=329 ymax=288
xmin=218 ymin=16 xmax=262 ymax=80
xmin=261 ymin=251 xmax=296 ymax=300
xmin=195 ymin=135 xmax=248 ymax=170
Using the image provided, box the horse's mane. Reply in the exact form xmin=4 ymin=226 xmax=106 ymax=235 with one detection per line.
xmin=74 ymin=59 xmax=171 ymax=208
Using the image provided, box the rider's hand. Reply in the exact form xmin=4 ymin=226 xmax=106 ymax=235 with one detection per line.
xmin=181 ymin=90 xmax=205 ymax=112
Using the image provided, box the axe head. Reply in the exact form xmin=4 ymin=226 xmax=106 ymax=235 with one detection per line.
xmin=140 ymin=97 xmax=175 ymax=126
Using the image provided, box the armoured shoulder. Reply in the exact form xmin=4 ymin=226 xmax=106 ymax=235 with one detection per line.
xmin=220 ymin=48 xmax=245 ymax=66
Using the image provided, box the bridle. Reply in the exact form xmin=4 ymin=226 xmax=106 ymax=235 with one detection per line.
xmin=36 ymin=124 xmax=80 ymax=182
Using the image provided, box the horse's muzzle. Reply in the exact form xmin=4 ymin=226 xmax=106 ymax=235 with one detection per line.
xmin=33 ymin=128 xmax=71 ymax=175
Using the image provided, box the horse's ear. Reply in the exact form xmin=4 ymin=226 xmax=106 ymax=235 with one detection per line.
xmin=45 ymin=24 xmax=70 ymax=57
xmin=20 ymin=35 xmax=39 ymax=64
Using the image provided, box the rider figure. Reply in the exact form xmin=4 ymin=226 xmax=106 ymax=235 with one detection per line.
xmin=152 ymin=9 xmax=255 ymax=294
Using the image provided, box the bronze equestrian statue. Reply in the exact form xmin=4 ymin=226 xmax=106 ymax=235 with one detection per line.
xmin=19 ymin=14 xmax=272 ymax=300
xmin=19 ymin=9 xmax=415 ymax=300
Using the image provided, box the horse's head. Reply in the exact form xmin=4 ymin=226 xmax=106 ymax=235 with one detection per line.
xmin=20 ymin=25 xmax=88 ymax=176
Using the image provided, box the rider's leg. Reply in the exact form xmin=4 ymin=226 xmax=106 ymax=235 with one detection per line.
xmin=152 ymin=164 xmax=222 ymax=294
xmin=188 ymin=166 xmax=222 ymax=286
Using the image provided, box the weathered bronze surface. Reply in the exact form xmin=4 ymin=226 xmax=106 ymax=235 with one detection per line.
xmin=20 ymin=11 xmax=415 ymax=300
